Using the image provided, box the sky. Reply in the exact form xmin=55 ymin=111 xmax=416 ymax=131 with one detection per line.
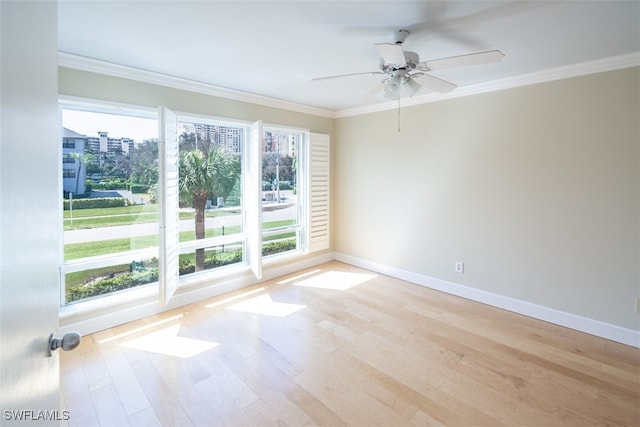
xmin=62 ymin=109 xmax=158 ymax=143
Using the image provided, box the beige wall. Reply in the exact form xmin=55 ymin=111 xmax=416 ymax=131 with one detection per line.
xmin=334 ymin=67 xmax=639 ymax=330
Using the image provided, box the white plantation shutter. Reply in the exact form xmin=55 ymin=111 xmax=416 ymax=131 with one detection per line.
xmin=247 ymin=121 xmax=263 ymax=279
xmin=308 ymin=133 xmax=330 ymax=252
xmin=158 ymin=107 xmax=179 ymax=305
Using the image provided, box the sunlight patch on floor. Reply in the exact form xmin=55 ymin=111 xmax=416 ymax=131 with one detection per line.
xmin=120 ymin=323 xmax=218 ymax=358
xmin=277 ymin=269 xmax=323 ymax=285
xmin=292 ymin=270 xmax=378 ymax=291
xmin=96 ymin=314 xmax=184 ymax=344
xmin=205 ymin=287 xmax=265 ymax=308
xmin=226 ymin=294 xmax=306 ymax=317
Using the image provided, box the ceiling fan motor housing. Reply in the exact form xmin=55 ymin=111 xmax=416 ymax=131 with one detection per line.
xmin=380 ymin=51 xmax=419 ymax=73
xmin=394 ymin=29 xmax=409 ymax=44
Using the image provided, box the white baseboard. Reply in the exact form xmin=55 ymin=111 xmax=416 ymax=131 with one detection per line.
xmin=333 ymin=252 xmax=640 ymax=348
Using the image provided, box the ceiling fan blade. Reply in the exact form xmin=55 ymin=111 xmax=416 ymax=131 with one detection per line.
xmin=311 ymin=71 xmax=383 ymax=82
xmin=412 ymin=73 xmax=457 ymax=93
xmin=374 ymin=43 xmax=406 ymax=67
xmin=423 ymin=50 xmax=505 ymax=71
xmin=405 ymin=78 xmax=421 ymax=97
xmin=363 ymin=81 xmax=386 ymax=101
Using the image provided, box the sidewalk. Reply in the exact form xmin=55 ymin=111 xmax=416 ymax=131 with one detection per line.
xmin=64 ymin=217 xmax=235 ymax=244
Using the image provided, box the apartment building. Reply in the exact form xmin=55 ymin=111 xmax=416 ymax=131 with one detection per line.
xmin=62 ymin=127 xmax=87 ymax=195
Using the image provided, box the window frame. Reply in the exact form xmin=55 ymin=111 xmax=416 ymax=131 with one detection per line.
xmin=260 ymin=124 xmax=309 ymax=264
xmin=173 ymin=112 xmax=252 ymax=287
xmin=58 ymin=97 xmax=160 ymax=306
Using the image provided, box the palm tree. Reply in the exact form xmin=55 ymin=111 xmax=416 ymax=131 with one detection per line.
xmin=179 ymin=147 xmax=240 ymax=271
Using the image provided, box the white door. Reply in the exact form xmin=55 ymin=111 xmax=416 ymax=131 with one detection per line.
xmin=0 ymin=1 xmax=62 ymax=423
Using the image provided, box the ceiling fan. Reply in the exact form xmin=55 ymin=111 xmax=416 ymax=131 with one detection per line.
xmin=312 ymin=29 xmax=505 ymax=101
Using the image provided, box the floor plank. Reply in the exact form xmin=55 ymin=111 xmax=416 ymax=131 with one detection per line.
xmin=61 ymin=261 xmax=640 ymax=426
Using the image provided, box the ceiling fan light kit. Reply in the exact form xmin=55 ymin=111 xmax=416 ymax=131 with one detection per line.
xmin=312 ymin=29 xmax=505 ymax=102
xmin=383 ymin=73 xmax=420 ymax=100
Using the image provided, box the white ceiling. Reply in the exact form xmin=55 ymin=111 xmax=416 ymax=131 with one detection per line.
xmin=58 ymin=1 xmax=640 ymax=113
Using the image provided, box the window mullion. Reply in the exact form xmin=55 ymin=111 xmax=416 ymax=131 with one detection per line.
xmin=246 ymin=120 xmax=263 ymax=279
xmin=158 ymin=106 xmax=179 ymax=305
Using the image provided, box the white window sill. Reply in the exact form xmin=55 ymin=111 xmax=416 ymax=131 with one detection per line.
xmin=58 ymin=251 xmax=316 ymax=334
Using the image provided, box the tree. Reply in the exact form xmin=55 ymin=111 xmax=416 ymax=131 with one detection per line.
xmin=130 ymin=139 xmax=159 ymax=188
xmin=279 ymin=155 xmax=294 ymax=183
xmin=179 ymin=147 xmax=240 ymax=271
xmin=263 ymin=153 xmax=294 ymax=184
xmin=179 ymin=131 xmax=216 ymax=155
xmin=262 ymin=152 xmax=279 ymax=183
xmin=109 ymin=152 xmax=132 ymax=179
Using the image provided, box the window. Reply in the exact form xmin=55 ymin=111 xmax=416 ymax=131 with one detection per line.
xmin=59 ymin=99 xmax=329 ymax=308
xmin=176 ymin=117 xmax=245 ymax=279
xmin=261 ymin=127 xmax=305 ymax=258
xmin=60 ymin=104 xmax=159 ymax=305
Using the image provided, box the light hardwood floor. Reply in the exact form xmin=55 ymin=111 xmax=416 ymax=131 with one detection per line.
xmin=60 ymin=261 xmax=640 ymax=426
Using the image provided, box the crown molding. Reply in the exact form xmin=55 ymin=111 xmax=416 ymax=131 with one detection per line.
xmin=59 ymin=51 xmax=639 ymax=120
xmin=58 ymin=52 xmax=336 ymax=119
xmin=334 ymin=52 xmax=640 ymax=118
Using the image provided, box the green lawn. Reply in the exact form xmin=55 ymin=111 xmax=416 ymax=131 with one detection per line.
xmin=64 ymin=220 xmax=293 ymax=260
xmin=64 ymin=205 xmax=239 ymax=230
xmin=64 ymin=205 xmax=157 ymax=218
xmin=64 ymin=236 xmax=158 ymax=260
xmin=65 ymin=264 xmax=132 ymax=289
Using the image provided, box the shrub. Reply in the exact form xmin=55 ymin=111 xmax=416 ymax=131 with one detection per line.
xmin=66 ymin=267 xmax=158 ymax=302
xmin=63 ymin=197 xmax=127 ymax=210
xmin=130 ymin=184 xmax=149 ymax=194
xmin=225 ymin=182 xmax=241 ymax=206
xmin=67 ymin=258 xmax=159 ymax=303
xmin=92 ymin=179 xmax=129 ymax=190
xmin=178 ymin=249 xmax=243 ymax=275
xmin=263 ymin=239 xmax=296 ymax=256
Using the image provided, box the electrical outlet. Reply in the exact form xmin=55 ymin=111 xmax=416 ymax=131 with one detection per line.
xmin=455 ymin=261 xmax=464 ymax=274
